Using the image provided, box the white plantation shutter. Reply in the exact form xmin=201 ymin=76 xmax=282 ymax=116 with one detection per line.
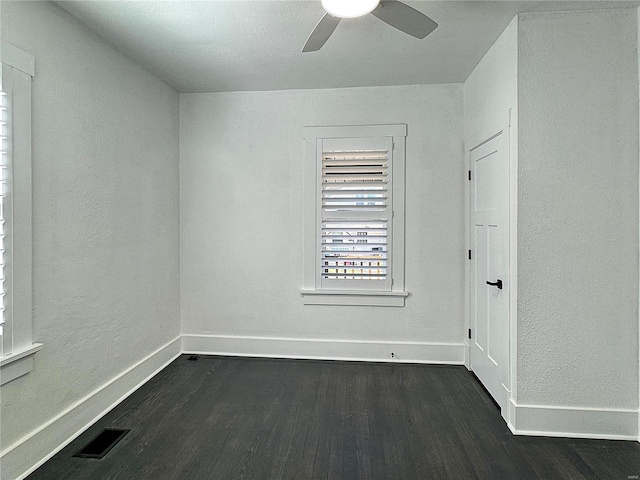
xmin=0 ymin=45 xmax=40 ymax=385
xmin=0 ymin=85 xmax=8 ymax=357
xmin=319 ymin=137 xmax=393 ymax=291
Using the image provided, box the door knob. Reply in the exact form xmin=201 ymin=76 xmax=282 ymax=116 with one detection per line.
xmin=486 ymin=279 xmax=503 ymax=289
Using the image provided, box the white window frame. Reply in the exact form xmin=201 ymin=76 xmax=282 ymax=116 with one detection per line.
xmin=0 ymin=41 xmax=42 ymax=386
xmin=301 ymin=124 xmax=408 ymax=307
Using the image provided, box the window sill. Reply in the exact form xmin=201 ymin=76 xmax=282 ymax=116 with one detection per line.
xmin=300 ymin=289 xmax=408 ymax=307
xmin=1 ymin=343 xmax=43 ymax=385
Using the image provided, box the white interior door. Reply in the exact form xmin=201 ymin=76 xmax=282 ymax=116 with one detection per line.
xmin=469 ymin=130 xmax=510 ymax=411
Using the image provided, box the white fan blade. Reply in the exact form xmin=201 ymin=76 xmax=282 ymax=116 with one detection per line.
xmin=302 ymin=13 xmax=341 ymax=52
xmin=372 ymin=0 xmax=437 ymax=39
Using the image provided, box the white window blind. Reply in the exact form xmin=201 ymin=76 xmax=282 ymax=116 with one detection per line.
xmin=319 ymin=137 xmax=393 ymax=292
xmin=0 ymin=86 xmax=8 ymax=357
xmin=321 ymin=148 xmax=390 ymax=286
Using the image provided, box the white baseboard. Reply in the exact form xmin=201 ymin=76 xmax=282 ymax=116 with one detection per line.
xmin=508 ymin=399 xmax=638 ymax=441
xmin=4 ymin=333 xmax=637 ymax=480
xmin=181 ymin=334 xmax=465 ymax=364
xmin=463 ymin=340 xmax=470 ymax=369
xmin=2 ymin=336 xmax=182 ymax=480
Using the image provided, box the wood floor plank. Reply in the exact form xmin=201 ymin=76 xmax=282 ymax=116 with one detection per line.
xmin=26 ymin=356 xmax=640 ymax=480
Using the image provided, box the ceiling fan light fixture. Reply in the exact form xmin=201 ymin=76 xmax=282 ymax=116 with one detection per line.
xmin=321 ymin=0 xmax=381 ymax=19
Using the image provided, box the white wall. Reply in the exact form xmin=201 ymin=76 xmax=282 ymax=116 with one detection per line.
xmin=1 ymin=2 xmax=180 ymax=478
xmin=517 ymin=9 xmax=639 ymax=414
xmin=464 ymin=10 xmax=640 ymax=439
xmin=464 ymin=17 xmax=517 ymax=142
xmin=463 ymin=16 xmax=518 ymax=402
xmin=180 ymin=84 xmax=466 ymax=361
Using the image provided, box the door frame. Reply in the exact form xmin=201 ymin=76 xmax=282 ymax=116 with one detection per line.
xmin=464 ymin=114 xmax=517 ymax=428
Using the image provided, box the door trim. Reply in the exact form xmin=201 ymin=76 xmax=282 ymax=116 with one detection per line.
xmin=464 ymin=118 xmax=516 ymax=427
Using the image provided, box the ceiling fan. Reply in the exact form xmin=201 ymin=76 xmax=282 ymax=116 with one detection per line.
xmin=302 ymin=0 xmax=438 ymax=52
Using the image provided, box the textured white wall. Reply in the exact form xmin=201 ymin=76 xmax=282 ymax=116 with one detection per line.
xmin=180 ymin=85 xmax=465 ymax=348
xmin=517 ymin=9 xmax=639 ymax=409
xmin=1 ymin=0 xmax=180 ymax=451
xmin=464 ymin=17 xmax=517 ymax=142
xmin=463 ymin=17 xmax=518 ymax=394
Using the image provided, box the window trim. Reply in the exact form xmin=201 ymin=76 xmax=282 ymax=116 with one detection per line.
xmin=301 ymin=124 xmax=408 ymax=307
xmin=1 ymin=41 xmax=41 ymax=385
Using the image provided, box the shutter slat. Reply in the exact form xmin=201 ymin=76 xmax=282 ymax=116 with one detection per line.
xmin=323 ymin=202 xmax=386 ymax=207
xmin=323 ymin=246 xmax=387 ymax=251
xmin=323 ymin=168 xmax=386 ymax=176
xmin=322 ymin=221 xmax=386 ymax=227
xmin=323 ymin=162 xmax=386 ymax=168
xmin=323 ymin=252 xmax=386 ymax=257
xmin=324 ymin=239 xmax=387 ymax=245
xmin=323 ymin=185 xmax=386 ymax=190
xmin=322 ymin=195 xmax=386 ymax=200
xmin=323 ymin=191 xmax=386 ymax=196
xmin=322 ymin=260 xmax=387 ymax=266
xmin=322 ymin=274 xmax=386 ymax=277
xmin=323 ymin=231 xmax=387 ymax=237
xmin=323 ymin=176 xmax=386 ymax=183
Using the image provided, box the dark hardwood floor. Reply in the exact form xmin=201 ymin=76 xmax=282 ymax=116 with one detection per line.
xmin=28 ymin=355 xmax=640 ymax=480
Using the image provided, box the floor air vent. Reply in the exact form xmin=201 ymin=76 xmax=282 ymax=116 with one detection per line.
xmin=73 ymin=428 xmax=130 ymax=459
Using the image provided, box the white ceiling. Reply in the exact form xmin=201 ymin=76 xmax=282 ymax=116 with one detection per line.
xmin=55 ymin=0 xmax=638 ymax=93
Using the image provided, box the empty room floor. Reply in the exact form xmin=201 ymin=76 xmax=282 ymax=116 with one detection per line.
xmin=27 ymin=356 xmax=640 ymax=479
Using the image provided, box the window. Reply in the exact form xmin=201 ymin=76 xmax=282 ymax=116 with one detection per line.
xmin=0 ymin=41 xmax=41 ymax=385
xmin=0 ymin=63 xmax=10 ymax=357
xmin=301 ymin=124 xmax=408 ymax=306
